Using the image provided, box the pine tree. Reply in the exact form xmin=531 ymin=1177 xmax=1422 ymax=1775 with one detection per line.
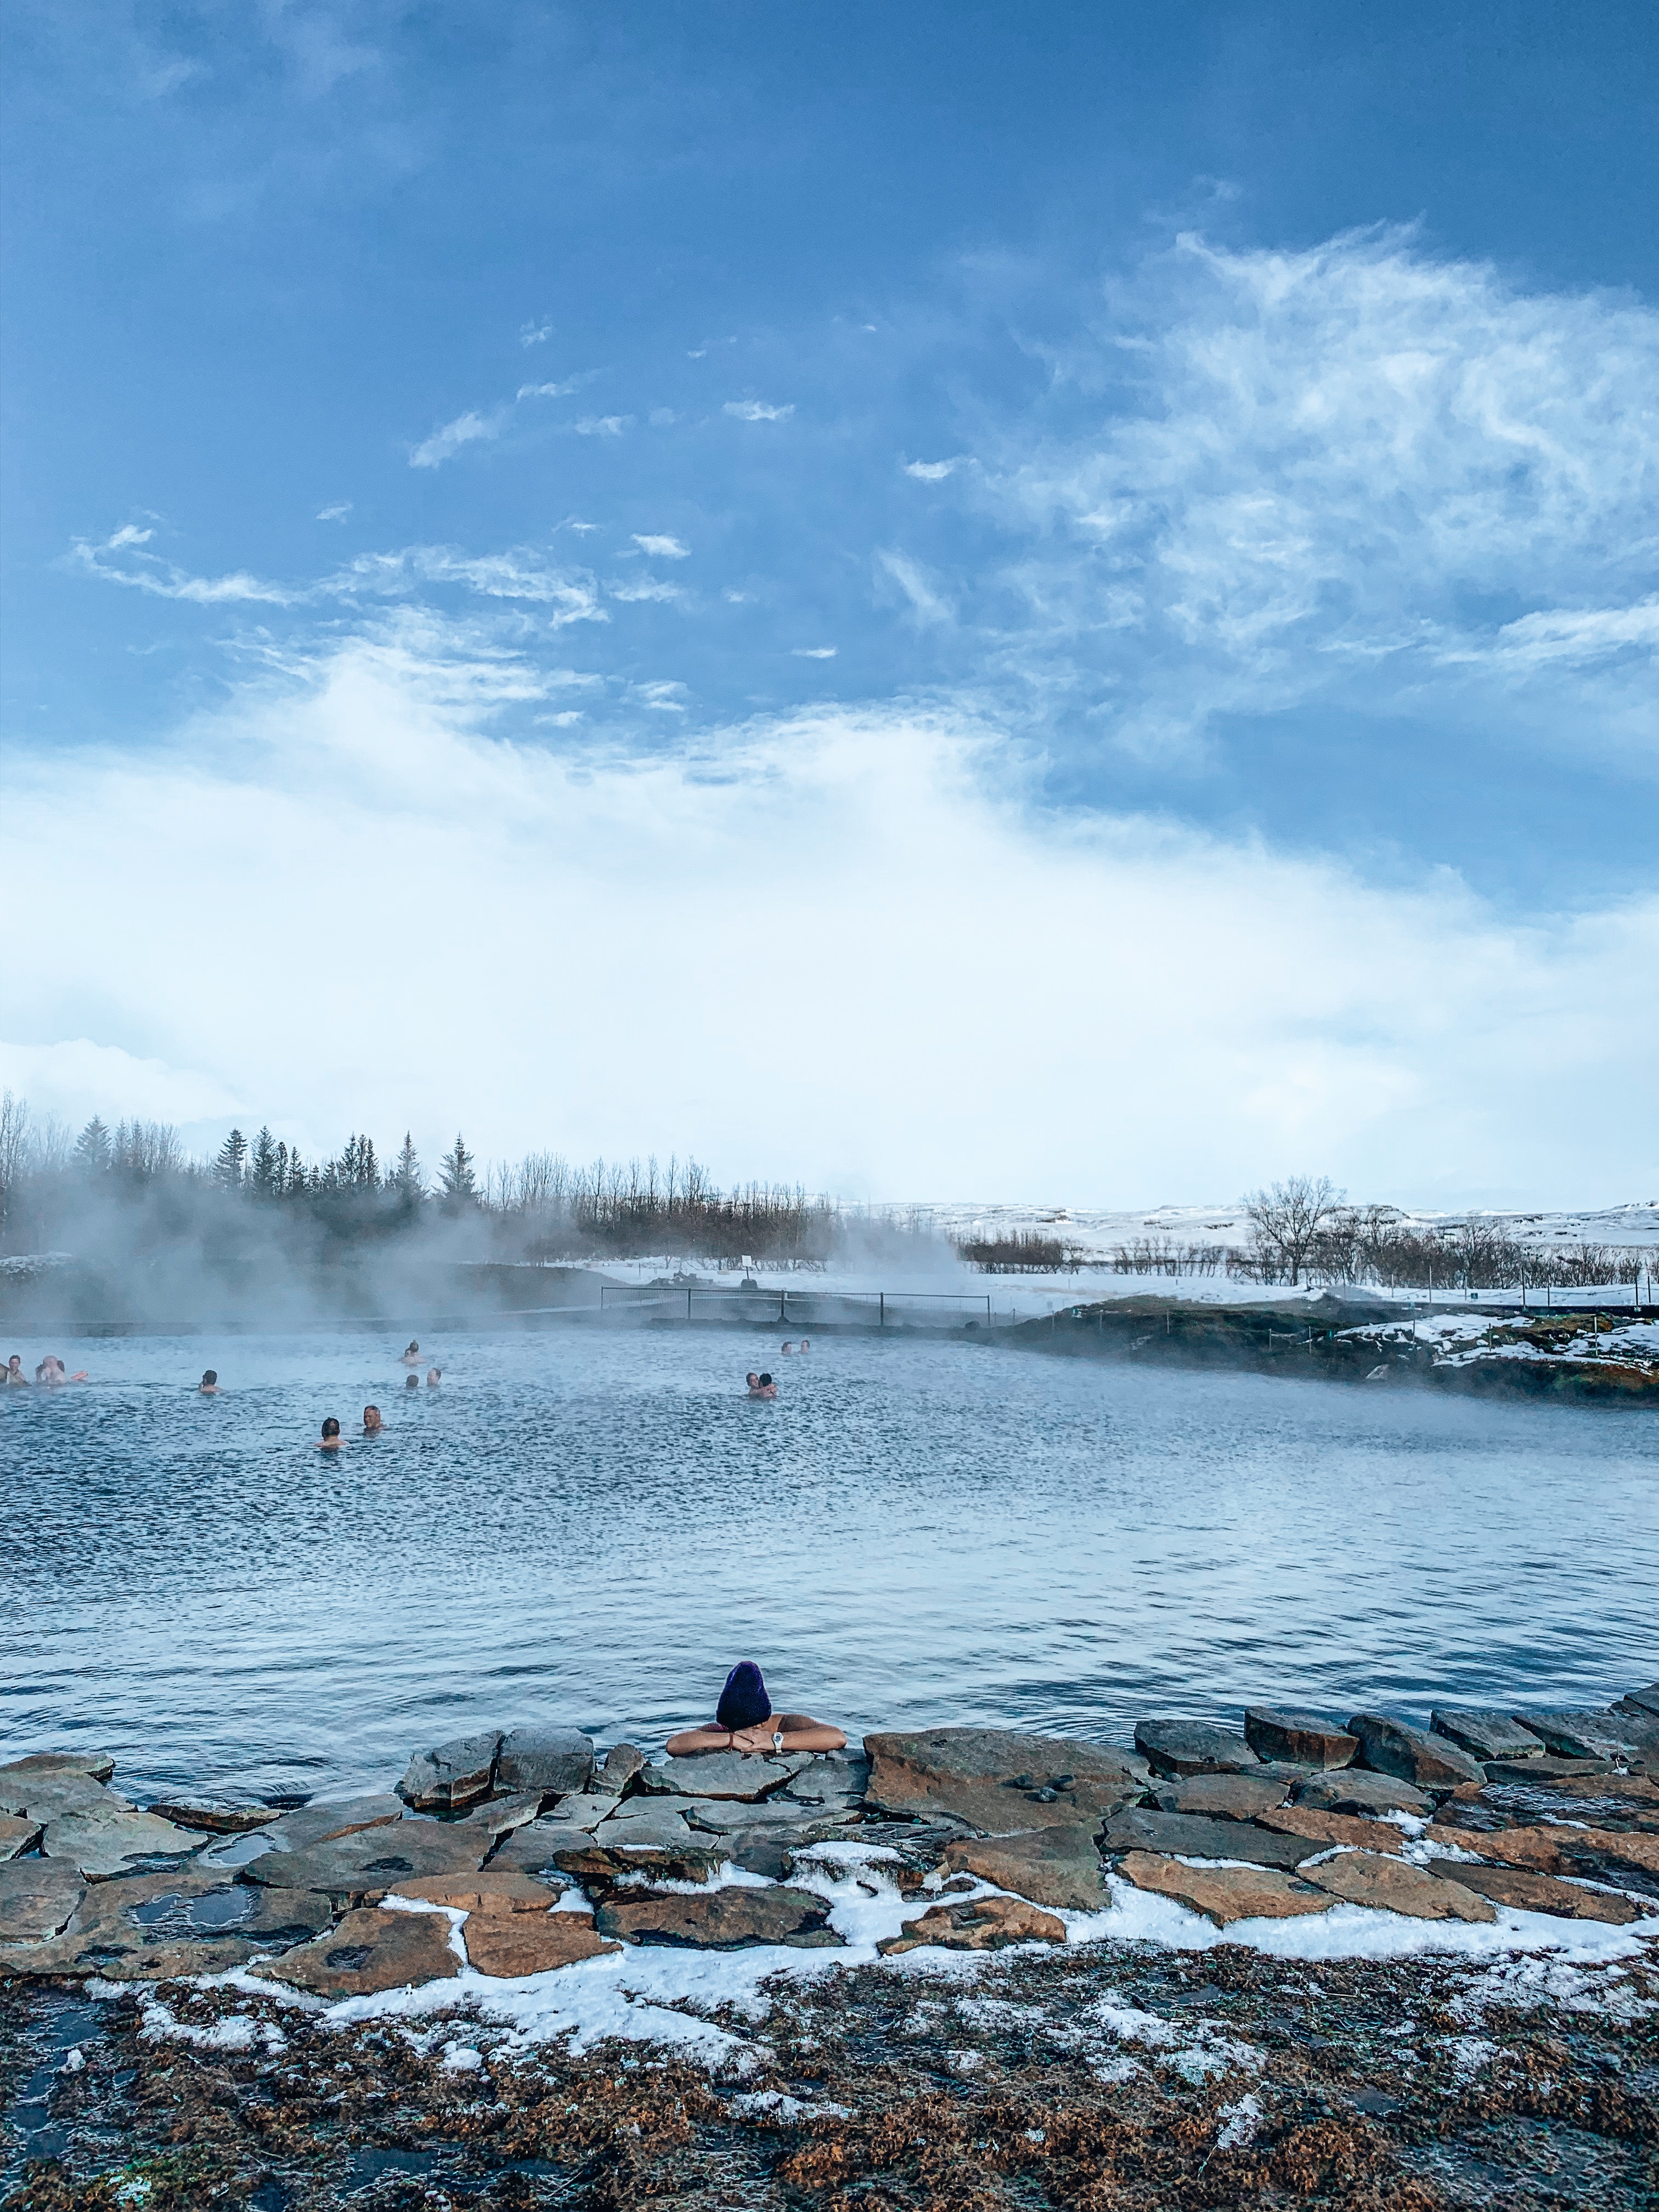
xmin=439 ymin=1133 xmax=477 ymax=1206
xmin=390 ymin=1133 xmax=424 ymax=1210
xmin=74 ymin=1116 xmax=112 ymax=1175
xmin=250 ymin=1127 xmax=279 ymax=1197
xmin=215 ymin=1128 xmax=248 ymax=1189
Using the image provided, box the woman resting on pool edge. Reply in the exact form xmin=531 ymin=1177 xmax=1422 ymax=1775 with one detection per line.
xmin=665 ymin=1661 xmax=847 ymax=1757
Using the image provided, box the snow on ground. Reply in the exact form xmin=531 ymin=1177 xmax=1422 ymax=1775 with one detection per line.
xmin=185 ymin=1846 xmax=1656 ymax=2072
xmin=1338 ymin=1313 xmax=1659 ymax=1370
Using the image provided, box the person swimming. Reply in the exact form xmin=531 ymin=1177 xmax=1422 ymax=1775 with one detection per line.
xmin=36 ymin=1357 xmax=88 ymax=1385
xmin=317 ymin=1417 xmax=343 ymax=1449
xmin=757 ymin=1370 xmax=777 ymax=1398
xmin=798 ymin=1338 xmax=811 ymax=1353
xmin=4 ymin=1355 xmax=28 ymax=1387
xmin=426 ymin=1367 xmax=441 ymax=1386
xmin=781 ymin=1340 xmax=794 ymax=1356
xmin=405 ymin=1372 xmax=420 ymax=1390
xmin=665 ymin=1662 xmax=848 ymax=1757
xmin=199 ymin=1370 xmax=219 ymax=1394
xmin=363 ymin=1404 xmax=383 ymax=1434
xmin=400 ymin=1340 xmax=422 ymax=1365
xmin=746 ymin=1370 xmax=761 ymax=1395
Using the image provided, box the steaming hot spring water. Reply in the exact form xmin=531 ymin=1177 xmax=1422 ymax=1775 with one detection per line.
xmin=1 ymin=1327 xmax=1654 ymax=1799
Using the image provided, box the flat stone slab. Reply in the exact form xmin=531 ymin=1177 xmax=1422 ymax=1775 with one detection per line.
xmin=1115 ymin=1852 xmax=1333 ymax=1927
xmin=496 ymin=1726 xmax=595 ymax=1798
xmin=779 ymin=1754 xmax=870 ymax=1812
xmin=393 ymin=1871 xmax=563 ymax=1913
xmin=244 ymin=1821 xmax=488 ymax=1899
xmin=397 ymin=1729 xmax=505 ymax=1813
xmin=41 ymin=1807 xmax=204 ymax=1880
xmin=1426 ymin=1860 xmax=1647 ymax=1924
xmin=1099 ymin=1809 xmax=1314 ymax=1870
xmin=1615 ymin=1685 xmax=1659 ymax=1721
xmin=0 ymin=1751 xmax=116 ymax=1790
xmin=262 ymin=1796 xmax=405 ymax=1852
xmin=1134 ymin=1720 xmax=1259 ymax=1778
xmin=553 ymin=1839 xmax=723 ymax=1887
xmin=939 ymin=1825 xmax=1104 ymax=1911
xmin=640 ymin=1753 xmax=804 ymax=1802
xmin=258 ymin=1905 xmax=462 ymax=1996
xmin=1257 ymin=1807 xmax=1406 ymax=1854
xmin=596 ymin=1884 xmax=835 ymax=1950
xmin=1243 ymin=1709 xmax=1358 ymax=1769
xmin=1305 ymin=1851 xmax=1494 ymax=1922
xmin=12 ymin=1869 xmax=332 ymax=1979
xmin=678 ymin=1798 xmax=849 ymax=1841
xmin=863 ymin=1728 xmax=1139 ymax=1835
xmin=1429 ymin=1709 xmax=1547 ymax=1762
xmin=465 ymin=1910 xmax=620 ymax=1977
xmin=145 ymin=1801 xmax=280 ymax=1834
xmin=0 ymin=1771 xmax=138 ymax=1821
xmin=590 ymin=1803 xmax=701 ymax=1852
xmin=1484 ymin=1756 xmax=1609 ymax=1782
xmin=451 ymin=1793 xmax=545 ymax=1844
xmin=0 ymin=1858 xmax=87 ymax=1943
xmin=1346 ymin=1715 xmax=1485 ymax=1787
xmin=1512 ymin=1709 xmax=1659 ymax=1764
xmin=1149 ymin=1775 xmax=1290 ymax=1821
xmin=490 ymin=1816 xmax=603 ymax=1880
xmin=1504 ymin=1773 xmax=1659 ymax=1805
xmin=877 ymin=1894 xmax=1066 ymax=1954
xmin=1294 ymin=1770 xmax=1431 ymax=1817
xmin=0 ymin=1817 xmax=43 ymax=1860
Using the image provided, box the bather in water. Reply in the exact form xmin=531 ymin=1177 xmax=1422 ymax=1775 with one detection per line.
xmin=5 ymin=1355 xmax=29 ymax=1387
xmin=363 ymin=1404 xmax=383 ymax=1434
xmin=317 ymin=1418 xmax=343 ymax=1449
xmin=199 ymin=1370 xmax=219 ymax=1394
xmin=665 ymin=1661 xmax=847 ymax=1757
xmin=400 ymin=1340 xmax=422 ymax=1365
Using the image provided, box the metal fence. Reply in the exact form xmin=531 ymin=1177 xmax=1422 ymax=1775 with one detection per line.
xmin=596 ymin=1284 xmax=1002 ymax=1329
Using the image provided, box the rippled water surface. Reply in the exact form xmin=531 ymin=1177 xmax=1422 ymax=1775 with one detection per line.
xmin=2 ymin=1327 xmax=1654 ymax=1799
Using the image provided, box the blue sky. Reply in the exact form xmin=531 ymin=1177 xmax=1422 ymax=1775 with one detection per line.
xmin=2 ymin=2 xmax=1656 ymax=1204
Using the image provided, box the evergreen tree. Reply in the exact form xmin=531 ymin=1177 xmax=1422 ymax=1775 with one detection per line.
xmin=74 ymin=1116 xmax=112 ymax=1175
xmin=438 ymin=1132 xmax=477 ymax=1206
xmin=215 ymin=1128 xmax=248 ymax=1189
xmin=250 ymin=1127 xmax=280 ymax=1197
xmin=390 ymin=1133 xmax=424 ymax=1209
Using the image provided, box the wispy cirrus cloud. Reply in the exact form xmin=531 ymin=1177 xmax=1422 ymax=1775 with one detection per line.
xmin=631 ymin=534 xmax=690 ymax=558
xmin=315 ymin=501 xmax=353 ymax=523
xmin=410 ymin=409 xmax=503 ymax=469
xmin=69 ymin=525 xmax=296 ymax=604
xmin=724 ymin=399 xmax=794 ymax=422
xmin=574 ymin=414 xmax=631 ymax=437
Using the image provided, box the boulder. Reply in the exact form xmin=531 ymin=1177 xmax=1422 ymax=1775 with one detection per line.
xmin=397 ymin=1730 xmax=504 ymax=1812
xmin=1484 ymin=1756 xmax=1608 ymax=1782
xmin=639 ymin=1753 xmax=803 ymax=1802
xmin=596 ymin=1884 xmax=835 ymax=1949
xmin=1614 ymin=1685 xmax=1659 ymax=1721
xmin=939 ymin=1825 xmax=1104 ymax=1911
xmin=144 ymin=1800 xmax=281 ymax=1835
xmin=1257 ymin=1807 xmax=1406 ymax=1855
xmin=1294 ymin=1770 xmax=1431 ymax=1816
xmin=262 ymin=1796 xmax=405 ymax=1852
xmin=0 ymin=1816 xmax=43 ymax=1861
xmin=465 ymin=1910 xmax=621 ymax=1977
xmin=258 ymin=1905 xmax=461 ymax=1996
xmin=1345 ymin=1716 xmax=1484 ymax=1787
xmin=1511 ymin=1710 xmax=1659 ymax=1765
xmin=862 ymin=1729 xmax=1139 ymax=1834
xmin=877 ymin=1894 xmax=1066 ymax=1954
xmin=452 ymin=1793 xmax=545 ymax=1844
xmin=1303 ymin=1851 xmax=1494 ymax=1922
xmin=0 ymin=1858 xmax=86 ymax=1944
xmin=1426 ymin=1822 xmax=1568 ymax=1874
xmin=495 ymin=1726 xmax=595 ymax=1798
xmin=243 ymin=1821 xmax=489 ymax=1900
xmin=40 ymin=1808 xmax=204 ymax=1881
xmin=1149 ymin=1775 xmax=1289 ymax=1821
xmin=1429 ymin=1710 xmax=1545 ymax=1763
xmin=13 ymin=1869 xmax=332 ymax=1980
xmin=1243 ymin=1709 xmax=1357 ymax=1769
xmin=1134 ymin=1720 xmax=1259 ymax=1778
xmin=1098 ymin=1809 xmax=1313 ymax=1870
xmin=596 ymin=1744 xmax=646 ymax=1795
xmin=1114 ymin=1853 xmax=1333 ymax=1927
xmin=1425 ymin=1860 xmax=1645 ymax=1925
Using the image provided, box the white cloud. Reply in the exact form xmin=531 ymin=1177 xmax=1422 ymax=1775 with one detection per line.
xmin=3 ymin=639 xmax=1652 ymax=1203
xmin=608 ymin=578 xmax=681 ymax=603
xmin=792 ymin=646 xmax=837 ymax=658
xmin=69 ymin=527 xmax=295 ymax=605
xmin=516 ymin=377 xmax=582 ymax=400
xmin=724 ymin=400 xmax=794 ymax=422
xmin=631 ymin=534 xmax=691 ymax=559
xmin=315 ymin=501 xmax=353 ymax=523
xmin=904 ymin=458 xmax=961 ymax=481
xmin=876 ymin=550 xmax=953 ymax=627
xmin=958 ymin=225 xmax=1659 ymax=763
xmin=630 ymin=680 xmax=689 ymax=713
xmin=409 ymin=409 xmax=503 ymax=469
xmin=520 ymin=319 xmax=554 ymax=347
xmin=574 ymin=414 xmax=630 ymax=437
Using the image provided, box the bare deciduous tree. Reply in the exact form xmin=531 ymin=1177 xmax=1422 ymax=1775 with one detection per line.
xmin=1244 ymin=1175 xmax=1345 ymax=1286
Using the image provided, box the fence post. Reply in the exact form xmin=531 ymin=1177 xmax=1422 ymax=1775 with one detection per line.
xmin=780 ymin=1290 xmax=786 ymax=1322
xmin=687 ymin=1288 xmax=692 ymax=1321
xmin=879 ymin=1293 xmax=885 ymax=1327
